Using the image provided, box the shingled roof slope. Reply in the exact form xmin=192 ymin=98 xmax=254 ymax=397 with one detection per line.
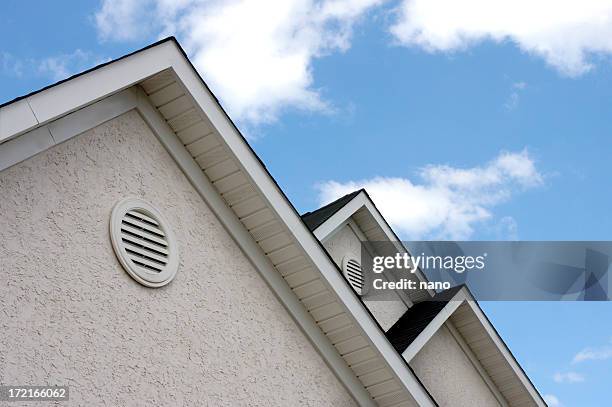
xmin=385 ymin=285 xmax=464 ymax=354
xmin=301 ymin=189 xmax=362 ymax=231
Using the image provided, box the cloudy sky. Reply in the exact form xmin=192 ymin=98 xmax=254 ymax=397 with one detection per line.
xmin=2 ymin=1 xmax=612 ymax=405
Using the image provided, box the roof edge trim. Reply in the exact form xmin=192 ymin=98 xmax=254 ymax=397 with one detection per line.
xmin=0 ymin=38 xmax=178 ymax=143
xmin=399 ymin=286 xmax=546 ymax=406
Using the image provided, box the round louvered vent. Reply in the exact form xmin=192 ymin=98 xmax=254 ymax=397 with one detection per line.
xmin=110 ymin=198 xmax=179 ymax=287
xmin=342 ymin=256 xmax=366 ymax=295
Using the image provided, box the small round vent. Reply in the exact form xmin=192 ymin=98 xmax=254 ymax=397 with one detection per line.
xmin=110 ymin=198 xmax=179 ymax=287
xmin=342 ymin=256 xmax=366 ymax=295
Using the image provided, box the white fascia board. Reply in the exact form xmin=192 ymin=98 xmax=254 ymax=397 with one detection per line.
xmin=401 ymin=289 xmax=467 ymax=362
xmin=0 ymin=40 xmax=176 ymax=144
xmin=0 ymin=126 xmax=55 ymax=171
xmin=323 ymin=191 xmax=542 ymax=405
xmin=445 ymin=321 xmax=509 ymax=407
xmin=461 ymin=291 xmax=546 ymax=406
xmin=314 ymin=191 xmax=401 ymax=253
xmin=313 ymin=191 xmax=432 ymax=294
xmin=314 ymin=192 xmax=368 ymax=242
xmin=27 ymin=41 xmax=175 ymax=125
xmin=48 ymin=89 xmax=139 ymax=144
xmin=0 ymin=99 xmax=39 ymax=143
xmin=402 ymin=286 xmax=544 ymax=406
xmin=313 ymin=195 xmax=418 ymax=307
xmin=344 ymin=218 xmax=414 ymax=308
xmin=0 ymin=89 xmax=138 ymax=172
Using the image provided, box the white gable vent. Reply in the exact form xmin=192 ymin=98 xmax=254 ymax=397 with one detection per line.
xmin=110 ymin=198 xmax=179 ymax=287
xmin=342 ymin=256 xmax=366 ymax=295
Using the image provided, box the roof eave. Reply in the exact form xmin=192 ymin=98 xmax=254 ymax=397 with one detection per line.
xmin=0 ymin=38 xmax=179 ymax=144
xmin=399 ymin=286 xmax=546 ymax=406
xmin=306 ymin=189 xmax=434 ymax=300
xmin=0 ymin=38 xmax=438 ymax=406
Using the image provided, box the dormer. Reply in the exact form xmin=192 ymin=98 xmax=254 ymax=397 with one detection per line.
xmin=302 ymin=189 xmax=432 ymax=329
xmin=303 ymin=190 xmax=545 ymax=406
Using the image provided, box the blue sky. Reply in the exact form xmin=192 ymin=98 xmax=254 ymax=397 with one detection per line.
xmin=2 ymin=1 xmax=612 ymax=405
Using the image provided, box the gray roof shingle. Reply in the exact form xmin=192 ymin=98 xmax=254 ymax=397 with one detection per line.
xmin=385 ymin=285 xmax=464 ymax=354
xmin=301 ymin=189 xmax=362 ymax=231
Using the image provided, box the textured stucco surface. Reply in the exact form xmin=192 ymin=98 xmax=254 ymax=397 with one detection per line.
xmin=323 ymin=224 xmax=407 ymax=331
xmin=409 ymin=324 xmax=501 ymax=407
xmin=0 ymin=110 xmax=357 ymax=406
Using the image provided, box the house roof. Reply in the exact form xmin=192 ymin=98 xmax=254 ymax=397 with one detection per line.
xmin=302 ymin=188 xmax=433 ymax=303
xmin=0 ymin=38 xmax=171 ymax=110
xmin=389 ymin=285 xmax=547 ymax=407
xmin=302 ymin=189 xmax=547 ymax=407
xmin=1 ymin=37 xmax=547 ymax=407
xmin=0 ymin=37 xmax=439 ymax=407
xmin=302 ymin=189 xmax=363 ymax=231
xmin=385 ymin=285 xmax=464 ymax=354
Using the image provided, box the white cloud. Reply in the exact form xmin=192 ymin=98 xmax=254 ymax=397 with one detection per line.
xmin=390 ymin=0 xmax=612 ymax=76
xmin=95 ymin=0 xmax=158 ymax=42
xmin=505 ymin=81 xmax=527 ymax=111
xmin=93 ymin=1 xmax=612 ymax=127
xmin=38 ymin=50 xmax=109 ymax=81
xmin=316 ymin=149 xmax=542 ymax=239
xmin=573 ymin=339 xmax=612 ymax=363
xmin=0 ymin=50 xmax=108 ymax=84
xmin=544 ymin=394 xmax=561 ymax=407
xmin=1 ymin=52 xmax=24 ymax=77
xmin=553 ymin=371 xmax=585 ymax=383
xmin=513 ymin=81 xmax=527 ymax=90
xmin=493 ymin=216 xmax=518 ymax=240
xmin=95 ymin=0 xmax=383 ymax=126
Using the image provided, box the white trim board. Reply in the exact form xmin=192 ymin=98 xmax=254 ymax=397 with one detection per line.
xmin=445 ymin=321 xmax=509 ymax=407
xmin=0 ymin=40 xmax=177 ymax=143
xmin=400 ymin=287 xmax=545 ymax=407
xmin=311 ymin=189 xmax=544 ymax=406
xmin=0 ymin=89 xmax=139 ymax=171
xmin=398 ymin=290 xmax=509 ymax=405
xmin=462 ymin=292 xmax=546 ymax=406
xmin=333 ymin=217 xmax=414 ymax=308
xmin=401 ymin=291 xmax=465 ymax=362
xmin=312 ymin=190 xmax=434 ymax=299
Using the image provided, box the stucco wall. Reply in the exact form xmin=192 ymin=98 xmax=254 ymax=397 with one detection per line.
xmin=323 ymin=224 xmax=408 ymax=331
xmin=0 ymin=110 xmax=357 ymax=406
xmin=409 ymin=324 xmax=501 ymax=407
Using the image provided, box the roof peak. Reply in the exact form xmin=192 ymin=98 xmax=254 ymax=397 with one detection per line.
xmin=0 ymin=37 xmax=179 ymax=110
xmin=301 ymin=189 xmax=364 ymax=231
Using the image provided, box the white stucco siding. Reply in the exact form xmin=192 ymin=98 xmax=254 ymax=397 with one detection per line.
xmin=410 ymin=324 xmax=502 ymax=407
xmin=0 ymin=110 xmax=357 ymax=406
xmin=323 ymin=224 xmax=408 ymax=331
